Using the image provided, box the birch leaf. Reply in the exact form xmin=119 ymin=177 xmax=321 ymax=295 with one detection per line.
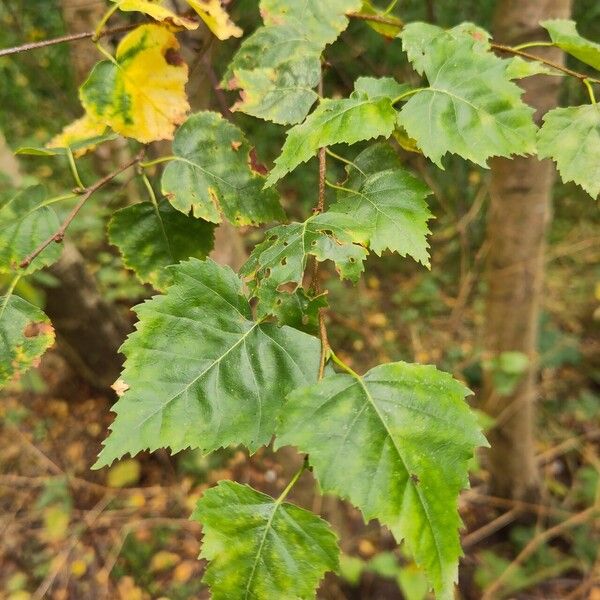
xmin=0 ymin=186 xmax=61 ymax=274
xmin=277 ymin=361 xmax=487 ymax=600
xmin=542 ymin=19 xmax=600 ymax=71
xmin=193 ymin=481 xmax=339 ymax=600
xmin=94 ymin=258 xmax=320 ymax=468
xmin=0 ymin=295 xmax=54 ymax=387
xmin=108 ymin=200 xmax=215 ymax=290
xmin=538 ymin=104 xmax=600 ymax=198
xmin=161 ymin=111 xmax=283 ymax=225
xmin=112 ymin=0 xmax=199 ymax=30
xmin=80 ymin=24 xmax=189 ymax=143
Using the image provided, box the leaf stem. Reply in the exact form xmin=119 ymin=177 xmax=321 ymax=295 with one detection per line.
xmin=325 ymin=179 xmax=354 ymax=194
xmin=392 ymin=87 xmax=427 ymax=105
xmin=329 ymin=349 xmax=362 ymax=381
xmin=140 ymin=156 xmax=177 ymax=169
xmin=512 ymin=41 xmax=554 ymax=51
xmin=0 ymin=274 xmax=23 ymax=319
xmin=66 ymin=148 xmax=85 ymax=190
xmin=584 ymin=79 xmax=597 ymax=104
xmin=93 ymin=3 xmax=120 ymax=41
xmin=94 ymin=40 xmax=118 ymax=66
xmin=325 ymin=148 xmax=364 ymax=175
xmin=275 ymin=457 xmax=308 ymax=505
xmin=383 ymin=0 xmax=400 ymax=15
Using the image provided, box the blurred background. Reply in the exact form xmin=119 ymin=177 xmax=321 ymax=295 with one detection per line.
xmin=0 ymin=0 xmax=599 ymax=598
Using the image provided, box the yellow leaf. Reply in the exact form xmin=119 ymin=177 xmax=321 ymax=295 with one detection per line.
xmin=187 ymin=0 xmax=243 ymax=40
xmin=80 ymin=24 xmax=189 ymax=143
xmin=107 ymin=458 xmax=141 ymax=488
xmin=70 ymin=559 xmax=87 ymax=578
xmin=150 ymin=550 xmax=181 ymax=572
xmin=47 ymin=114 xmax=108 ymax=157
xmin=114 ymin=0 xmax=198 ymax=30
xmin=43 ymin=505 xmax=70 ymax=542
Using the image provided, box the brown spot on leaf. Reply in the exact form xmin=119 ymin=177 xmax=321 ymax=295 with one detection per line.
xmin=23 ymin=322 xmax=53 ymax=338
xmin=111 ymin=379 xmax=130 ymax=397
xmin=231 ymin=140 xmax=242 ymax=151
xmin=410 ymin=473 xmax=420 ymax=485
xmin=249 ymin=148 xmax=268 ymax=176
xmin=164 ymin=47 xmax=184 ymax=67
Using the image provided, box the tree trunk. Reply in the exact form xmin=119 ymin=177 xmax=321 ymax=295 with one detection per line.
xmin=482 ymin=0 xmax=572 ymax=500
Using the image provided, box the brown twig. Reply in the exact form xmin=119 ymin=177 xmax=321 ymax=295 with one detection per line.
xmin=0 ymin=24 xmax=139 ymax=58
xmin=490 ymin=42 xmax=600 ymax=85
xmin=481 ymin=505 xmax=599 ymax=599
xmin=19 ymin=152 xmax=144 ymax=269
xmin=462 ymin=508 xmax=521 ymax=548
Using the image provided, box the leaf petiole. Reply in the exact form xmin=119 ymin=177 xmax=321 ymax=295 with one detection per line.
xmin=275 ymin=457 xmax=309 ymax=505
xmin=66 ymin=148 xmax=85 ymax=190
xmin=139 ymin=155 xmax=178 ymax=169
xmin=584 ymin=78 xmax=597 ymax=104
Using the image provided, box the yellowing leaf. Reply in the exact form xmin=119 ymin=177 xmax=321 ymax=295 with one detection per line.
xmin=107 ymin=458 xmax=141 ymax=488
xmin=150 ymin=551 xmax=181 ymax=572
xmin=47 ymin=114 xmax=108 ymax=157
xmin=80 ymin=24 xmax=189 ymax=143
xmin=43 ymin=505 xmax=70 ymax=542
xmin=113 ymin=0 xmax=199 ymax=30
xmin=187 ymin=0 xmax=242 ymax=40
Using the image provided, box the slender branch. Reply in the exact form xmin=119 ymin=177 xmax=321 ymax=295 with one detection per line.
xmin=0 ymin=24 xmax=138 ymax=59
xmin=347 ymin=11 xmax=403 ymax=28
xmin=482 ymin=505 xmax=600 ymax=599
xmin=19 ymin=152 xmax=144 ymax=269
xmin=491 ymin=42 xmax=600 ymax=85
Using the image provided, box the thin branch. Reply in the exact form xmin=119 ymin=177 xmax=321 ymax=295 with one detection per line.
xmin=0 ymin=24 xmax=139 ymax=58
xmin=19 ymin=152 xmax=144 ymax=269
xmin=491 ymin=42 xmax=600 ymax=85
xmin=482 ymin=505 xmax=599 ymax=599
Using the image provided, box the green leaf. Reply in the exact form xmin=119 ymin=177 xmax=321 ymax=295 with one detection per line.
xmin=192 ymin=481 xmax=339 ymax=600
xmin=352 ymin=76 xmax=411 ymax=100
xmin=0 ymin=186 xmax=61 ymax=274
xmin=537 ymin=104 xmax=600 ymax=198
xmin=223 ymin=25 xmax=321 ymax=125
xmin=161 ymin=111 xmax=284 ymax=225
xmin=80 ymin=24 xmax=189 ymax=143
xmin=541 ymin=19 xmax=600 ymax=71
xmin=222 ymin=0 xmax=360 ymax=124
xmin=261 ymin=0 xmax=362 ymax=46
xmin=94 ymin=258 xmax=320 ymax=468
xmin=330 ymin=143 xmax=433 ymax=264
xmin=398 ymin=22 xmax=537 ymax=167
xmin=0 ymin=295 xmax=54 ymax=387
xmin=108 ymin=200 xmax=215 ymax=290
xmin=241 ymin=212 xmax=367 ymax=318
xmin=276 ymin=361 xmax=487 ymax=600
xmin=505 ymin=57 xmax=554 ymax=79
xmin=266 ymin=97 xmax=397 ymax=185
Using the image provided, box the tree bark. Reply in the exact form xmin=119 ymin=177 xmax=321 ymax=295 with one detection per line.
xmin=482 ymin=0 xmax=572 ymax=500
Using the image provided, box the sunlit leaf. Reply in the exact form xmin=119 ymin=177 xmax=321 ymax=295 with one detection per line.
xmin=277 ymin=361 xmax=487 ymax=600
xmin=187 ymin=0 xmax=243 ymax=40
xmin=542 ymin=19 xmax=600 ymax=71
xmin=0 ymin=186 xmax=61 ymax=274
xmin=108 ymin=199 xmax=215 ymax=290
xmin=193 ymin=481 xmax=339 ymax=600
xmin=538 ymin=104 xmax=600 ymax=198
xmin=80 ymin=24 xmax=189 ymax=143
xmin=112 ymin=0 xmax=199 ymax=30
xmin=0 ymin=294 xmax=54 ymax=387
xmin=94 ymin=258 xmax=320 ymax=468
xmin=357 ymin=1 xmax=403 ymax=38
xmin=266 ymin=96 xmax=397 ymax=185
xmin=398 ymin=22 xmax=537 ymax=167
xmin=47 ymin=114 xmax=109 ymax=156
xmin=162 ymin=111 xmax=283 ymax=225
